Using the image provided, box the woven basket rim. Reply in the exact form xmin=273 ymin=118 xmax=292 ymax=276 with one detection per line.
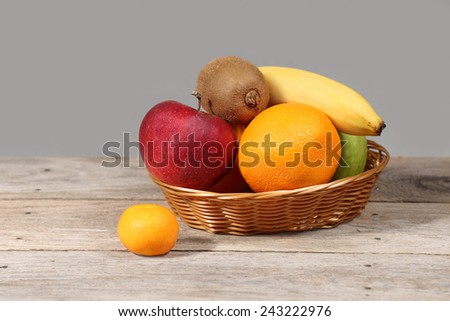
xmin=151 ymin=140 xmax=390 ymax=199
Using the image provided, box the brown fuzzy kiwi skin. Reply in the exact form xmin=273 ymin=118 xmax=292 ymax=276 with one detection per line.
xmin=194 ymin=56 xmax=270 ymax=125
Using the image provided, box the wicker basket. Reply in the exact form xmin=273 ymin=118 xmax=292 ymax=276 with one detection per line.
xmin=152 ymin=140 xmax=390 ymax=235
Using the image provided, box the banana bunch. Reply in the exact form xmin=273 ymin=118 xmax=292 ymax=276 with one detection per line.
xmin=258 ymin=66 xmax=385 ymax=136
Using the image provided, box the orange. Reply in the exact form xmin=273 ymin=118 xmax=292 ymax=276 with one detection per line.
xmin=238 ymin=102 xmax=341 ymax=192
xmin=117 ymin=204 xmax=179 ymax=256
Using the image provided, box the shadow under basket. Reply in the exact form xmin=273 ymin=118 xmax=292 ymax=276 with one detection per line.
xmin=151 ymin=140 xmax=390 ymax=236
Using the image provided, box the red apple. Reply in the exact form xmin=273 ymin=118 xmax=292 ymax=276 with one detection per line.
xmin=139 ymin=100 xmax=237 ymax=190
xmin=207 ymin=157 xmax=252 ymax=193
xmin=206 ymin=124 xmax=252 ymax=193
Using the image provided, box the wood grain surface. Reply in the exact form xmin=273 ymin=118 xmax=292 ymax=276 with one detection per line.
xmin=1 ymin=157 xmax=449 ymax=300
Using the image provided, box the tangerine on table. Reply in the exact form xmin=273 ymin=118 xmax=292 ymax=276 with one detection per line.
xmin=238 ymin=102 xmax=341 ymax=192
xmin=117 ymin=204 xmax=179 ymax=256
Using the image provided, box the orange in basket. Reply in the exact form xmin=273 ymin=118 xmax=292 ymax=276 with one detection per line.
xmin=238 ymin=102 xmax=341 ymax=192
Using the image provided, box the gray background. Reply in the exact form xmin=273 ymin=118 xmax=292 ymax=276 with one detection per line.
xmin=1 ymin=0 xmax=449 ymax=157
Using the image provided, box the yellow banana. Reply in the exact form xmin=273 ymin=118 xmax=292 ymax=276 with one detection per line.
xmin=258 ymin=66 xmax=386 ymax=136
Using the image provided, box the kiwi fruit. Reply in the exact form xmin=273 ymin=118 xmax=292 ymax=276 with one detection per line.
xmin=193 ymin=56 xmax=270 ymax=125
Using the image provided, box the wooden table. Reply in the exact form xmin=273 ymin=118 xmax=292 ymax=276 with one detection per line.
xmin=1 ymin=157 xmax=449 ymax=300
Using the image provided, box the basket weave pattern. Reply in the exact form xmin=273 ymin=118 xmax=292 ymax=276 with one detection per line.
xmin=152 ymin=140 xmax=389 ymax=235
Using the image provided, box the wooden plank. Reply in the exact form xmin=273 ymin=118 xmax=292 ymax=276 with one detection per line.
xmin=1 ymin=157 xmax=448 ymax=301
xmin=0 ymin=157 xmax=162 ymax=200
xmin=1 ymin=200 xmax=449 ymax=255
xmin=1 ymin=157 xmax=449 ymax=202
xmin=1 ymin=250 xmax=449 ymax=300
xmin=370 ymin=157 xmax=450 ymax=203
